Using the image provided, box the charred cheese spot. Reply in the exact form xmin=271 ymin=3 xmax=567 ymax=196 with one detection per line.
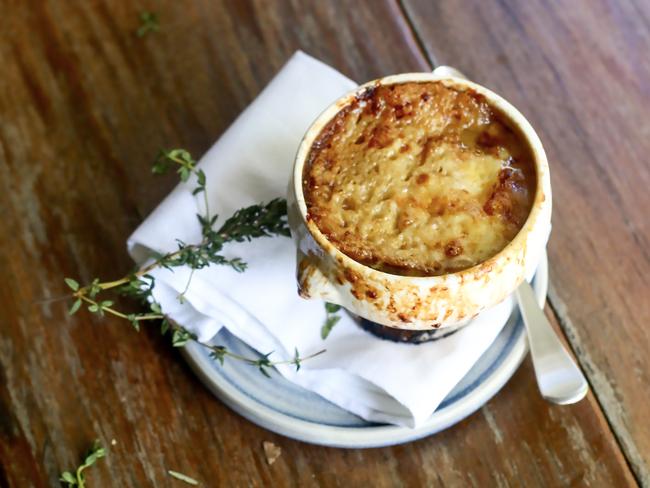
xmin=304 ymin=81 xmax=536 ymax=276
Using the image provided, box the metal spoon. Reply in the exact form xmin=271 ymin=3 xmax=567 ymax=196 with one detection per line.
xmin=432 ymin=65 xmax=589 ymax=404
xmin=516 ymin=281 xmax=589 ymax=404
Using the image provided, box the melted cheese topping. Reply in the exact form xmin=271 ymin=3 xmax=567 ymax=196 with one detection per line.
xmin=304 ymin=81 xmax=536 ymax=276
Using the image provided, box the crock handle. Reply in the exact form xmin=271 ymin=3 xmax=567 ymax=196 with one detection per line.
xmin=432 ymin=65 xmax=469 ymax=80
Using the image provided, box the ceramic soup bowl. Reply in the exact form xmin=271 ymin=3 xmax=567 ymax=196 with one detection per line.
xmin=288 ymin=70 xmax=551 ymax=336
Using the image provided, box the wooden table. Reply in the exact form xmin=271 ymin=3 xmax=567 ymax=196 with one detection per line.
xmin=1 ymin=1 xmax=648 ymax=486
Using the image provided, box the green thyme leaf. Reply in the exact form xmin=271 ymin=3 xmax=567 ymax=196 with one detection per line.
xmin=321 ymin=302 xmax=343 ymax=339
xmin=68 ymin=299 xmax=82 ymax=316
xmin=127 ymin=314 xmax=140 ymax=331
xmin=118 ymin=274 xmax=155 ymax=303
xmin=83 ymin=442 xmax=106 ymax=466
xmin=321 ymin=314 xmax=341 ymax=339
xmin=256 ymin=352 xmax=274 ymax=378
xmin=64 ymin=278 xmax=80 ymax=291
xmin=179 ymin=166 xmax=191 ymax=182
xmin=172 ymin=328 xmax=194 ymax=347
xmin=60 ymin=440 xmax=105 ymax=487
xmin=60 ymin=471 xmax=76 ymax=484
xmin=167 ymin=149 xmax=195 ymax=165
xmin=152 ymin=153 xmax=171 ymax=174
xmin=136 ymin=11 xmax=160 ymax=38
xmin=210 ymin=346 xmax=227 ymax=366
xmin=258 ymin=365 xmax=271 ymax=378
xmin=324 ymin=302 xmax=341 ymax=314
xmin=293 ymin=348 xmax=301 ymax=372
xmin=160 ymin=319 xmax=170 ymax=335
xmin=87 ymin=278 xmax=102 ymax=299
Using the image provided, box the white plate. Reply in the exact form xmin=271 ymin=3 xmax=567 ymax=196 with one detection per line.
xmin=182 ymin=253 xmax=547 ymax=448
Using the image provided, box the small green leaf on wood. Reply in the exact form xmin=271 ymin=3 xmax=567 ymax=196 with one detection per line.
xmin=136 ymin=11 xmax=160 ymax=38
xmin=160 ymin=318 xmax=170 ymax=335
xmin=59 ymin=440 xmax=105 ymax=487
xmin=127 ymin=314 xmax=140 ymax=331
xmin=87 ymin=278 xmax=102 ymax=299
xmin=60 ymin=471 xmax=76 ymax=484
xmin=83 ymin=442 xmax=106 ymax=466
xmin=64 ymin=278 xmax=79 ymax=291
xmin=68 ymin=299 xmax=82 ymax=315
xmin=172 ymin=328 xmax=194 ymax=347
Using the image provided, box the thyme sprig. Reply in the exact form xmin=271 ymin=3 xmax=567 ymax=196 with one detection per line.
xmin=64 ymin=149 xmax=324 ymax=375
xmin=136 ymin=11 xmax=160 ymax=37
xmin=59 ymin=440 xmax=105 ymax=487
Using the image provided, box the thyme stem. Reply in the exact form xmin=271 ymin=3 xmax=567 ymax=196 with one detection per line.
xmin=77 ymin=294 xmax=323 ymax=370
xmin=86 ymin=243 xmax=203 ymax=293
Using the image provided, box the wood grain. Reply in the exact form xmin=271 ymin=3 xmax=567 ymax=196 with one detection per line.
xmin=0 ymin=0 xmax=639 ymax=486
xmin=401 ymin=0 xmax=650 ymax=483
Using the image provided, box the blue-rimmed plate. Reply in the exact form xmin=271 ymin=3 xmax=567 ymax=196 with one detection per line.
xmin=182 ymin=253 xmax=547 ymax=448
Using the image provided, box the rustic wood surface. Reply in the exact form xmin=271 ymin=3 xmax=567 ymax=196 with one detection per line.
xmin=0 ymin=0 xmax=645 ymax=486
xmin=402 ymin=0 xmax=650 ymax=484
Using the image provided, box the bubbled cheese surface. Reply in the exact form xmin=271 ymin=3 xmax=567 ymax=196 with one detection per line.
xmin=304 ymin=81 xmax=536 ymax=276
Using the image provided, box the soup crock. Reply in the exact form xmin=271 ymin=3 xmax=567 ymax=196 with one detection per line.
xmin=288 ymin=69 xmax=552 ymax=333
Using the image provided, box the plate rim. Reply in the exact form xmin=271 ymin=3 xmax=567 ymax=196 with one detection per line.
xmin=181 ymin=253 xmax=547 ymax=448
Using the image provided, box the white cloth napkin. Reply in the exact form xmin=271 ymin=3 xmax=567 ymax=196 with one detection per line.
xmin=127 ymin=51 xmax=514 ymax=428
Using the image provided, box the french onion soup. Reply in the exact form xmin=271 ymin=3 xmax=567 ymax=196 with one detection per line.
xmin=303 ymin=81 xmax=536 ymax=276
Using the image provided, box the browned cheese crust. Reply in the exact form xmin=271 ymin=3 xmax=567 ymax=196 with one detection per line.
xmin=304 ymin=81 xmax=536 ymax=276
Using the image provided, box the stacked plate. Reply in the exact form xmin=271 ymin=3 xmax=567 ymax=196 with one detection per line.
xmin=181 ymin=253 xmax=546 ymax=448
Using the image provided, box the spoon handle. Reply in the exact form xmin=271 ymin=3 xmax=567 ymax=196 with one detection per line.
xmin=515 ymin=281 xmax=589 ymax=404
